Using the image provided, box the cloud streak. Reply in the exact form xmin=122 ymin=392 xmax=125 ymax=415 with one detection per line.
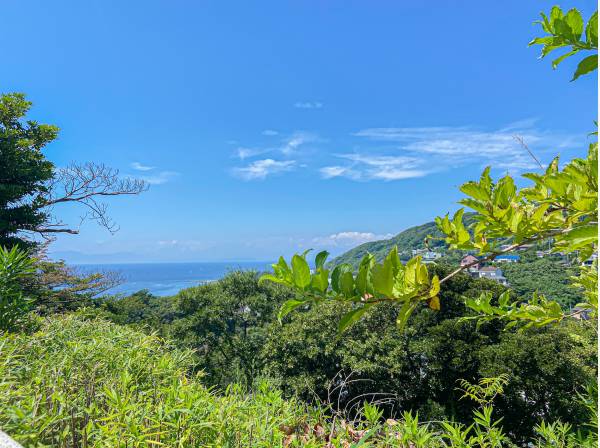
xmin=232 ymin=159 xmax=296 ymax=180
xmin=139 ymin=171 xmax=180 ymax=185
xmin=312 ymin=231 xmax=394 ymax=248
xmin=320 ymin=153 xmax=429 ymax=181
xmin=131 ymin=162 xmax=155 ymax=171
xmin=130 ymin=162 xmax=179 ymax=184
xmin=352 ymin=123 xmax=577 ymax=172
xmin=294 ymin=101 xmax=323 ymax=109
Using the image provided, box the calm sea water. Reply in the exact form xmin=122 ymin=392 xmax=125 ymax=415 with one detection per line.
xmin=75 ymin=261 xmax=274 ymax=296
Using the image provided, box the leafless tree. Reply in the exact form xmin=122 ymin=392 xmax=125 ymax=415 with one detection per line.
xmin=33 ymin=162 xmax=147 ymax=239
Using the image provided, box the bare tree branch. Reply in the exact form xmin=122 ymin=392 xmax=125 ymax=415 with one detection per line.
xmin=34 ymin=162 xmax=148 ymax=238
xmin=514 ymin=135 xmax=544 ymax=170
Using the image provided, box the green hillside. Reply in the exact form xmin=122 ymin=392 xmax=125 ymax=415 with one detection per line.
xmin=330 ymin=220 xmax=444 ymax=268
xmin=331 ymin=216 xmax=583 ymax=308
xmin=331 ymin=213 xmax=481 ymax=267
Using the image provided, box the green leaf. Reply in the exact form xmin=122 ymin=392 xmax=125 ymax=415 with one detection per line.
xmin=315 ymin=250 xmax=329 ymax=270
xmin=564 ymin=8 xmax=584 ymax=40
xmin=291 ymin=255 xmax=311 ymax=289
xmin=571 ymin=54 xmax=598 ymax=81
xmin=278 ymin=299 xmax=306 ymax=321
xmin=561 ymin=224 xmax=598 ymax=250
xmin=372 ymin=261 xmax=393 ymax=297
xmin=460 ymin=181 xmax=489 ymax=201
xmin=550 ymin=6 xmax=564 ymax=29
xmin=340 ymin=271 xmax=355 ymax=297
xmin=339 ymin=305 xmax=369 ymax=332
xmin=259 ymin=273 xmax=286 ymax=285
xmin=355 ymin=254 xmax=374 ymax=295
xmin=331 ymin=264 xmax=352 ymax=293
xmin=310 ymin=268 xmax=329 ymax=293
xmin=551 ymin=49 xmax=578 ymax=69
xmin=586 ymin=11 xmax=598 ymax=46
xmin=396 ymin=300 xmax=417 ymax=332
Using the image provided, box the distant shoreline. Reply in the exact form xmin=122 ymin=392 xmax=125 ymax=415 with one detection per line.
xmin=74 ymin=261 xmax=274 ymax=297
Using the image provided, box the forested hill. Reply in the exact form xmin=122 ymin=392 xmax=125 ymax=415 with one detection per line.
xmin=330 ymin=220 xmax=444 ymax=268
xmin=331 ymin=213 xmax=478 ymax=267
xmin=330 ymin=215 xmax=582 ymax=308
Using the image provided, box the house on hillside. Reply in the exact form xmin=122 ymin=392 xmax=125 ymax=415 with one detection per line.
xmin=476 ymin=266 xmax=508 ymax=285
xmin=412 ymin=248 xmax=442 ymax=263
xmin=460 ymin=254 xmax=480 ymax=271
xmin=494 ymin=254 xmax=520 ymax=263
xmin=582 ymin=252 xmax=598 ymax=266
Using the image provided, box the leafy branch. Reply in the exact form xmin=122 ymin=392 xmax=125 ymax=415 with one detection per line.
xmin=529 ymin=6 xmax=598 ymax=80
xmin=260 ymin=144 xmax=598 ymax=331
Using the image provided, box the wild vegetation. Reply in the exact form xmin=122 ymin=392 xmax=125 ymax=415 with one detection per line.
xmin=0 ymin=4 xmax=598 ymax=447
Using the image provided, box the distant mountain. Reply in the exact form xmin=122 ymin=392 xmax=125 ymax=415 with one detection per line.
xmin=330 ymin=213 xmax=476 ymax=268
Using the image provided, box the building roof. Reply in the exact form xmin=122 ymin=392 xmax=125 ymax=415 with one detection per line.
xmin=479 ymin=266 xmax=502 ymax=272
xmin=496 ymin=254 xmax=520 ymax=260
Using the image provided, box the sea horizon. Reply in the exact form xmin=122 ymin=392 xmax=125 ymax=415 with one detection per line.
xmin=75 ymin=261 xmax=275 ymax=297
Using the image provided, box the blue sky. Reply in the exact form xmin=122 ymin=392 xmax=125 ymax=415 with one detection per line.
xmin=3 ymin=1 xmax=597 ymax=263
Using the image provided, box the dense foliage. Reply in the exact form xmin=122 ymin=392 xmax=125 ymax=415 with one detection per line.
xmin=501 ymin=258 xmax=581 ymax=308
xmin=158 ymin=271 xmax=292 ymax=387
xmin=98 ymin=267 xmax=598 ymax=444
xmin=0 ymin=314 xmax=596 ymax=447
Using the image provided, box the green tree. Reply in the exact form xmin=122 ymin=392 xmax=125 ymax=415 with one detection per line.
xmin=0 ymin=93 xmax=56 ymax=249
xmin=167 ymin=271 xmax=294 ymax=387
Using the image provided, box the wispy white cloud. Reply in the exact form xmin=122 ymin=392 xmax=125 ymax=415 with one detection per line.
xmin=312 ymin=231 xmax=394 ymax=248
xmin=294 ymin=101 xmax=323 ymax=109
xmin=280 ymin=132 xmax=317 ymax=156
xmin=131 ymin=162 xmax=155 ymax=171
xmin=262 ymin=129 xmax=279 ymax=136
xmin=232 ymin=159 xmax=296 ymax=180
xmin=321 ymin=153 xmax=429 ymax=181
xmin=129 ymin=162 xmax=179 ymax=185
xmin=235 ymin=147 xmax=268 ymax=160
xmin=233 ymin=132 xmax=317 ymax=160
xmin=231 ymin=132 xmax=318 ymax=180
xmin=139 ymin=171 xmax=180 ymax=185
xmin=351 ymin=122 xmax=578 ymax=173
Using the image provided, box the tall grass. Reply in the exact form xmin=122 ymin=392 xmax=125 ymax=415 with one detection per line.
xmin=0 ymin=315 xmax=308 ymax=447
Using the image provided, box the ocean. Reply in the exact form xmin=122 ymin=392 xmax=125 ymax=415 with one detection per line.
xmin=75 ymin=261 xmax=274 ymax=296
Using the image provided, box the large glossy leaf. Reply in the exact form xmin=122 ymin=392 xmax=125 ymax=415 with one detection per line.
xmin=278 ymin=299 xmax=306 ymax=321
xmin=338 ymin=305 xmax=370 ymax=332
xmin=572 ymin=54 xmax=598 ymax=81
xmin=315 ymin=250 xmax=329 ymax=270
xmin=291 ymin=255 xmax=311 ymax=289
